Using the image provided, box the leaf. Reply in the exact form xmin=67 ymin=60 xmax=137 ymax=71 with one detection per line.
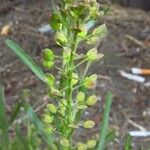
xmin=124 ymin=134 xmax=132 ymax=150
xmin=26 ymin=106 xmax=53 ymax=144
xmin=0 ymin=84 xmax=9 ymax=149
xmin=97 ymin=92 xmax=112 ymax=150
xmin=9 ymin=100 xmax=23 ymax=126
xmin=5 ymin=39 xmax=46 ymax=83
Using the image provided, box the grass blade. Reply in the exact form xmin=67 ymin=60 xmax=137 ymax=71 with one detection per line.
xmin=0 ymin=85 xmax=9 ymax=149
xmin=124 ymin=134 xmax=132 ymax=150
xmin=97 ymin=91 xmax=112 ymax=150
xmin=5 ymin=39 xmax=45 ymax=83
xmin=27 ymin=105 xmax=53 ymax=144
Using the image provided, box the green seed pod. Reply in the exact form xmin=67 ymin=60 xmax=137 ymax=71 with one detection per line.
xmin=86 ymin=36 xmax=99 ymax=45
xmin=45 ymin=125 xmax=54 ymax=134
xmin=71 ymin=73 xmax=78 ymax=85
xmin=93 ymin=24 xmax=107 ymax=39
xmin=42 ymin=114 xmax=53 ymax=123
xmin=83 ymin=120 xmax=95 ymax=129
xmin=77 ymin=91 xmax=85 ymax=103
xmin=86 ymin=48 xmax=104 ymax=61
xmin=50 ymin=88 xmax=62 ymax=98
xmin=50 ymin=13 xmax=62 ymax=31
xmin=77 ymin=105 xmax=87 ymax=110
xmin=86 ymin=95 xmax=97 ymax=106
xmin=42 ymin=60 xmax=54 ymax=69
xmin=47 ymin=104 xmax=57 ymax=114
xmin=87 ymin=140 xmax=97 ymax=148
xmin=60 ymin=139 xmax=69 ymax=147
xmin=55 ymin=31 xmax=68 ymax=47
xmin=84 ymin=74 xmax=97 ymax=89
xmin=42 ymin=48 xmax=55 ymax=61
xmin=78 ymin=24 xmax=87 ymax=38
xmin=77 ymin=142 xmax=87 ymax=150
xmin=45 ymin=73 xmax=55 ymax=87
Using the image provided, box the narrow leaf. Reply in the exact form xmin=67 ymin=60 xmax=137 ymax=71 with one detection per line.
xmin=124 ymin=134 xmax=132 ymax=150
xmin=0 ymin=85 xmax=9 ymax=149
xmin=27 ymin=106 xmax=53 ymax=144
xmin=98 ymin=92 xmax=112 ymax=150
xmin=5 ymin=39 xmax=45 ymax=83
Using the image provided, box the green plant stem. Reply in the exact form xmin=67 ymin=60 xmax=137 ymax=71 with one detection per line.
xmin=65 ymin=33 xmax=78 ymax=138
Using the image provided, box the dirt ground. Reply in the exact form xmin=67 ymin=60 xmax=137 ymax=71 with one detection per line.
xmin=0 ymin=0 xmax=150 ymax=149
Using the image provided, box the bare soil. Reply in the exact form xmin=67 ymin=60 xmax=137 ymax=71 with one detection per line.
xmin=0 ymin=0 xmax=150 ymax=149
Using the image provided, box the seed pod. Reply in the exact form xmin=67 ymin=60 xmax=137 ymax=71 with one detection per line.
xmin=50 ymin=13 xmax=62 ymax=31
xmin=84 ymin=74 xmax=97 ymax=89
xmin=45 ymin=125 xmax=54 ymax=134
xmin=42 ymin=60 xmax=54 ymax=69
xmin=86 ymin=48 xmax=104 ymax=61
xmin=42 ymin=48 xmax=55 ymax=61
xmin=83 ymin=120 xmax=95 ymax=129
xmin=78 ymin=24 xmax=87 ymax=38
xmin=42 ymin=114 xmax=53 ymax=123
xmin=87 ymin=140 xmax=97 ymax=148
xmin=77 ymin=142 xmax=87 ymax=150
xmin=55 ymin=31 xmax=68 ymax=47
xmin=45 ymin=73 xmax=55 ymax=87
xmin=60 ymin=139 xmax=69 ymax=147
xmin=77 ymin=91 xmax=85 ymax=103
xmin=71 ymin=73 xmax=78 ymax=85
xmin=50 ymin=88 xmax=62 ymax=98
xmin=86 ymin=95 xmax=97 ymax=106
xmin=47 ymin=104 xmax=57 ymax=114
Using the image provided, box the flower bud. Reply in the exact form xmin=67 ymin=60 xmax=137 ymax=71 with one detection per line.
xmin=86 ymin=48 xmax=103 ymax=61
xmin=42 ymin=60 xmax=54 ymax=69
xmin=71 ymin=73 xmax=78 ymax=85
xmin=86 ymin=95 xmax=97 ymax=106
xmin=93 ymin=24 xmax=107 ymax=39
xmin=87 ymin=140 xmax=97 ymax=148
xmin=42 ymin=48 xmax=55 ymax=61
xmin=77 ymin=91 xmax=85 ymax=103
xmin=47 ymin=104 xmax=57 ymax=114
xmin=78 ymin=24 xmax=87 ymax=38
xmin=84 ymin=74 xmax=97 ymax=89
xmin=77 ymin=142 xmax=87 ymax=150
xmin=50 ymin=13 xmax=62 ymax=31
xmin=45 ymin=73 xmax=55 ymax=87
xmin=42 ymin=114 xmax=53 ymax=123
xmin=83 ymin=120 xmax=95 ymax=129
xmin=86 ymin=36 xmax=99 ymax=45
xmin=60 ymin=139 xmax=69 ymax=147
xmin=45 ymin=125 xmax=54 ymax=134
xmin=55 ymin=31 xmax=68 ymax=47
xmin=50 ymin=88 xmax=62 ymax=98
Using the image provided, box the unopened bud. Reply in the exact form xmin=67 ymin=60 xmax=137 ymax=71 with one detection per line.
xmin=84 ymin=74 xmax=97 ymax=89
xmin=77 ymin=142 xmax=87 ymax=150
xmin=78 ymin=24 xmax=87 ymax=38
xmin=71 ymin=73 xmax=78 ymax=85
xmin=42 ymin=60 xmax=54 ymax=69
xmin=45 ymin=73 xmax=55 ymax=87
xmin=47 ymin=104 xmax=57 ymax=114
xmin=77 ymin=91 xmax=85 ymax=103
xmin=87 ymin=140 xmax=97 ymax=148
xmin=42 ymin=48 xmax=55 ymax=61
xmin=83 ymin=120 xmax=95 ymax=129
xmin=42 ymin=114 xmax=53 ymax=123
xmin=50 ymin=88 xmax=62 ymax=98
xmin=86 ymin=95 xmax=97 ymax=106
xmin=60 ymin=139 xmax=69 ymax=147
xmin=55 ymin=31 xmax=68 ymax=47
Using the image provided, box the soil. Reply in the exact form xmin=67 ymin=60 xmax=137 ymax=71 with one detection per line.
xmin=0 ymin=0 xmax=150 ymax=149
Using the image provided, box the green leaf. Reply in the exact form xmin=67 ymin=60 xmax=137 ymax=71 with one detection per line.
xmin=124 ymin=134 xmax=132 ymax=150
xmin=97 ymin=92 xmax=112 ymax=150
xmin=0 ymin=84 xmax=9 ymax=149
xmin=5 ymin=39 xmax=46 ymax=83
xmin=26 ymin=106 xmax=53 ymax=145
